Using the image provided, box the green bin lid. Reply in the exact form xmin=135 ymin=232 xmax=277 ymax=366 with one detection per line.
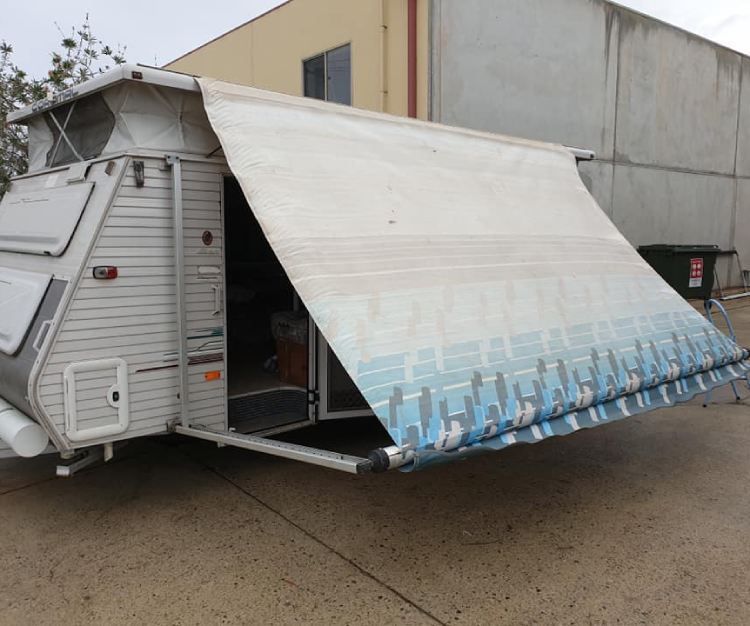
xmin=638 ymin=244 xmax=720 ymax=253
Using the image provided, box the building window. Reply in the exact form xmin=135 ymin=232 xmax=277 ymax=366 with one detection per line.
xmin=303 ymin=53 xmax=326 ymax=101
xmin=303 ymin=44 xmax=351 ymax=105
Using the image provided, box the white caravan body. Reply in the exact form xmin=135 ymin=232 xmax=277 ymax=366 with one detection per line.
xmin=1 ymin=66 xmax=372 ymax=471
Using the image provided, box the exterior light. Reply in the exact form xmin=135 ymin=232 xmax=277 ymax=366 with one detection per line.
xmin=92 ymin=266 xmax=118 ymax=280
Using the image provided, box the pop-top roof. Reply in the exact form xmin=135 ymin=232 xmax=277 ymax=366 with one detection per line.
xmin=7 ymin=64 xmax=199 ymax=124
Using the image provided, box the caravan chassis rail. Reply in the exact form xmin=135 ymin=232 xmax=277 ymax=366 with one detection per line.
xmin=173 ymin=424 xmax=373 ymax=474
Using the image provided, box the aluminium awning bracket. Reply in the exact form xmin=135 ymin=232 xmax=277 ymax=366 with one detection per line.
xmin=173 ymin=423 xmax=373 ymax=474
xmin=166 ymin=154 xmax=190 ymax=428
xmin=565 ymin=146 xmax=596 ymax=162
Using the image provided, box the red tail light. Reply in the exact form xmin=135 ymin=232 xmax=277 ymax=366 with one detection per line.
xmin=93 ymin=266 xmax=118 ymax=280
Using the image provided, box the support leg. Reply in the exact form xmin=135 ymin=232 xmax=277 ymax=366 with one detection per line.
xmin=703 ymin=299 xmax=746 ymax=406
xmin=730 ymin=380 xmax=741 ymax=402
xmin=55 ymin=442 xmax=122 ymax=477
xmin=56 ymin=448 xmax=103 ymax=477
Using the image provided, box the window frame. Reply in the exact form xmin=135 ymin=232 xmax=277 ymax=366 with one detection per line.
xmin=302 ymin=52 xmax=326 ymax=101
xmin=302 ymin=42 xmax=353 ymax=105
xmin=43 ymin=92 xmax=116 ymax=168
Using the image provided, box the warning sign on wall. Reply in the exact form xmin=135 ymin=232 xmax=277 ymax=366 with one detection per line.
xmin=689 ymin=258 xmax=704 ymax=288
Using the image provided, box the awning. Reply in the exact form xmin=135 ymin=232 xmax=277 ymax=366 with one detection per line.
xmin=199 ymin=78 xmax=749 ymax=470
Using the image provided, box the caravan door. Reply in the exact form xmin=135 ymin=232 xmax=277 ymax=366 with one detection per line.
xmin=312 ymin=329 xmax=372 ymax=421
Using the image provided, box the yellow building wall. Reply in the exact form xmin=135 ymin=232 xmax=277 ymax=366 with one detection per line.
xmin=167 ymin=0 xmax=430 ymax=119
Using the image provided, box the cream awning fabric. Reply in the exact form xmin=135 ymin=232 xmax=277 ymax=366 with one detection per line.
xmin=199 ymin=78 xmax=748 ymax=470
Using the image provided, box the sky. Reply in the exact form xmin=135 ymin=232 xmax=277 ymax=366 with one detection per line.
xmin=2 ymin=0 xmax=750 ymax=79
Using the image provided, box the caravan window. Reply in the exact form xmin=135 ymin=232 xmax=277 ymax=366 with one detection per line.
xmin=0 ymin=183 xmax=94 ymax=256
xmin=44 ymin=93 xmax=115 ymax=167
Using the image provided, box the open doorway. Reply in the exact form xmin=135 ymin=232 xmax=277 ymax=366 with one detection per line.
xmin=223 ymin=177 xmax=310 ymax=433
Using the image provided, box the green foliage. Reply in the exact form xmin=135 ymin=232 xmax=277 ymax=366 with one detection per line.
xmin=0 ymin=44 xmax=43 ymax=197
xmin=47 ymin=17 xmax=126 ymax=90
xmin=0 ymin=15 xmax=126 ymax=197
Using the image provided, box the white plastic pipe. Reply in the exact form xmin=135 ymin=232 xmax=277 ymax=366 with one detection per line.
xmin=0 ymin=399 xmax=49 ymax=458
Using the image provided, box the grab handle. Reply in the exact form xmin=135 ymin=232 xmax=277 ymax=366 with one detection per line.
xmin=212 ymin=284 xmax=222 ymax=316
xmin=32 ymin=320 xmax=53 ymax=352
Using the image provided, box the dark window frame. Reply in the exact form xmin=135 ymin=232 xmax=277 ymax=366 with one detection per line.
xmin=302 ymin=43 xmax=352 ymax=105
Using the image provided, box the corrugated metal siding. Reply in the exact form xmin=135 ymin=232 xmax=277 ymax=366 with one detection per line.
xmin=38 ymin=157 xmax=227 ymax=445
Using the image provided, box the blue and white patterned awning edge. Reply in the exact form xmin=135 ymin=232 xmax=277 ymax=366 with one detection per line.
xmin=378 ymin=359 xmax=749 ymax=471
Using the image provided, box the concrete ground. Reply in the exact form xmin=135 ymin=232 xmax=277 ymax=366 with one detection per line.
xmin=1 ymin=302 xmax=750 ymax=625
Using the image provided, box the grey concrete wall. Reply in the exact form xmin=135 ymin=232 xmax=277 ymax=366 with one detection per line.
xmin=432 ymin=0 xmax=750 ymax=287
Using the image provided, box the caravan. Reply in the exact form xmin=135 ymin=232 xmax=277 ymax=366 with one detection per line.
xmin=0 ymin=65 xmax=747 ymax=475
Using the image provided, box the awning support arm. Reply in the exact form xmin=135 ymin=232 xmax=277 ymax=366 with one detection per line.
xmin=702 ymin=298 xmax=750 ymax=406
xmin=166 ymin=154 xmax=190 ymax=427
xmin=173 ymin=424 xmax=373 ymax=474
